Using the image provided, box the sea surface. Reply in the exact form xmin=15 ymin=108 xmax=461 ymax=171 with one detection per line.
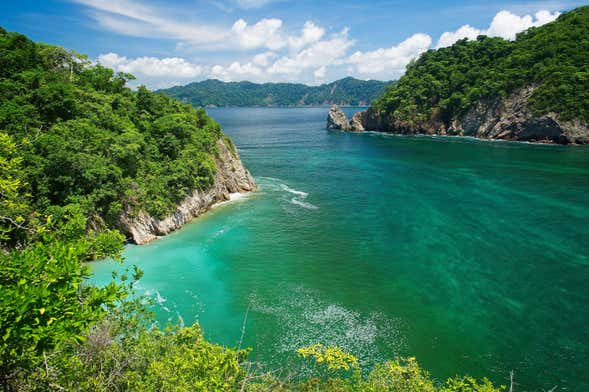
xmin=91 ymin=107 xmax=589 ymax=391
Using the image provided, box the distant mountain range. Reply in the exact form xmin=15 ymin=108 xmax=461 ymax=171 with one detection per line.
xmin=158 ymin=77 xmax=393 ymax=107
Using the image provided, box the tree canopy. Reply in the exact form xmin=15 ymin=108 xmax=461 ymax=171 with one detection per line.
xmin=373 ymin=6 xmax=589 ymax=126
xmin=0 ymin=27 xmax=226 ymax=241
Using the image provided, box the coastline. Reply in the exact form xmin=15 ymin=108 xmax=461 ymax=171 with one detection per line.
xmin=337 ymin=128 xmax=586 ymax=147
xmin=118 ymin=138 xmax=257 ymax=245
xmin=146 ymin=191 xmax=255 ymax=243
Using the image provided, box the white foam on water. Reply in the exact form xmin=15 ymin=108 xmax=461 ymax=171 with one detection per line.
xmin=280 ymin=184 xmax=309 ymax=198
xmin=290 ymin=197 xmax=318 ymax=210
xmin=275 ymin=182 xmax=319 ymax=211
xmin=248 ymin=286 xmax=405 ymax=376
xmin=212 ymin=192 xmax=251 ymax=209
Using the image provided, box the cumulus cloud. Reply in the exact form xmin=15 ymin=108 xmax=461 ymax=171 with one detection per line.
xmin=209 ymin=61 xmax=263 ymax=81
xmin=436 ymin=9 xmax=560 ymax=48
xmin=252 ymin=51 xmax=277 ymax=67
xmin=97 ymin=53 xmax=205 ymax=88
xmin=268 ymin=29 xmax=355 ymax=77
xmin=347 ymin=33 xmax=432 ymax=78
xmin=486 ymin=10 xmax=559 ymax=39
xmin=288 ymin=21 xmax=325 ymax=51
xmin=436 ymin=24 xmax=481 ymax=49
xmin=231 ymin=18 xmax=285 ymax=50
xmin=91 ymin=4 xmax=563 ymax=87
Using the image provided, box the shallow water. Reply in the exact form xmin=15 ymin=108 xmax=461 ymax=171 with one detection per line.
xmin=91 ymin=107 xmax=589 ymax=390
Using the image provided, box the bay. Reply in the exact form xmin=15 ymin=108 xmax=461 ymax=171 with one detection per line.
xmin=91 ymin=107 xmax=589 ymax=390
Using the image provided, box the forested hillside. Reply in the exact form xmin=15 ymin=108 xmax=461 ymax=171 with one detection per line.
xmin=160 ymin=77 xmax=392 ymax=107
xmin=369 ymin=6 xmax=589 ymax=138
xmin=0 ymin=25 xmax=231 ymax=237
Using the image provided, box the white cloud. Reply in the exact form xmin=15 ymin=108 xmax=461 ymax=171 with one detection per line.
xmin=210 ymin=61 xmax=263 ymax=81
xmin=97 ymin=53 xmax=204 ymax=88
xmin=348 ymin=33 xmax=432 ymax=78
xmin=288 ymin=21 xmax=325 ymax=51
xmin=486 ymin=10 xmax=559 ymax=40
xmin=75 ymin=0 xmax=227 ymax=45
xmin=231 ymin=18 xmax=285 ymax=50
xmin=268 ymin=29 xmax=355 ymax=77
xmin=436 ymin=9 xmax=560 ymax=47
xmin=436 ymin=24 xmax=481 ymax=48
xmin=314 ymin=66 xmax=326 ymax=79
xmin=252 ymin=51 xmax=277 ymax=67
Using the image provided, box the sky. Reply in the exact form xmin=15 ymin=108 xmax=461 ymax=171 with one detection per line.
xmin=0 ymin=0 xmax=586 ymax=88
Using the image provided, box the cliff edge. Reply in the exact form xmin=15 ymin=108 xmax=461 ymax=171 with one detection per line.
xmin=327 ymin=87 xmax=589 ymax=144
xmin=118 ymin=138 xmax=256 ymax=244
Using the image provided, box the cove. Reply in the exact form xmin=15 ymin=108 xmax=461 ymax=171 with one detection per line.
xmin=90 ymin=107 xmax=589 ymax=391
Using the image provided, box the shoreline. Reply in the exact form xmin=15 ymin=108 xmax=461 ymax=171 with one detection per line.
xmin=350 ymin=129 xmax=589 ymax=147
xmin=119 ymin=190 xmax=255 ymax=247
xmin=330 ymin=127 xmax=587 ymax=147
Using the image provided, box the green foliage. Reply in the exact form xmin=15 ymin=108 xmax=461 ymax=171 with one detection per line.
xmin=160 ymin=77 xmax=394 ymax=107
xmin=0 ymin=230 xmax=126 ymax=382
xmin=361 ymin=358 xmax=437 ymax=392
xmin=30 ymin=322 xmax=247 ymax=391
xmin=374 ymin=6 xmax=589 ymax=126
xmin=0 ymin=26 xmax=227 ymax=232
xmin=287 ymin=351 xmax=504 ymax=392
xmin=442 ymin=376 xmax=505 ymax=392
xmin=297 ymin=343 xmax=359 ymax=371
xmin=0 ymin=132 xmax=29 ymax=242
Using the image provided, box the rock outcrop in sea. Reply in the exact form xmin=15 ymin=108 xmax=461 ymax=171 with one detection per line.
xmin=118 ymin=138 xmax=256 ymax=244
xmin=327 ymin=105 xmax=351 ymax=131
xmin=327 ymin=87 xmax=589 ymax=144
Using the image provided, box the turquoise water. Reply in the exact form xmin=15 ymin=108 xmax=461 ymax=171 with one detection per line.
xmin=91 ymin=107 xmax=589 ymax=391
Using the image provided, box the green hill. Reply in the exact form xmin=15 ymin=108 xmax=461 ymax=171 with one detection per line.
xmin=159 ymin=77 xmax=393 ymax=107
xmin=0 ymin=26 xmax=238 ymax=237
xmin=363 ymin=6 xmax=589 ymax=143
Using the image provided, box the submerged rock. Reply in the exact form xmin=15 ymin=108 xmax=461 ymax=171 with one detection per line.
xmin=118 ymin=138 xmax=257 ymax=244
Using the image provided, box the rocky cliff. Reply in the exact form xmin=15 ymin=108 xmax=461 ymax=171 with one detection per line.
xmin=118 ymin=138 xmax=256 ymax=244
xmin=327 ymin=87 xmax=589 ymax=144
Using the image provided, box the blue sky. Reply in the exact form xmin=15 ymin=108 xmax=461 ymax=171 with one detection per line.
xmin=0 ymin=0 xmax=585 ymax=88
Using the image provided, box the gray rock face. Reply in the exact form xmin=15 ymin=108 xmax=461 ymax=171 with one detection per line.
xmin=349 ymin=86 xmax=589 ymax=144
xmin=350 ymin=112 xmax=365 ymax=131
xmin=327 ymin=105 xmax=351 ymax=131
xmin=449 ymin=86 xmax=589 ymax=144
xmin=118 ymin=138 xmax=257 ymax=245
